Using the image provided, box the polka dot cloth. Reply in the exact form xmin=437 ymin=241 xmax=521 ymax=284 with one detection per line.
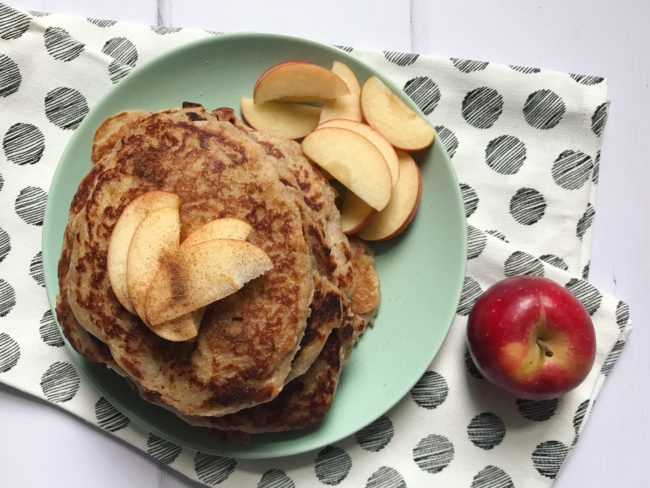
xmin=0 ymin=5 xmax=631 ymax=488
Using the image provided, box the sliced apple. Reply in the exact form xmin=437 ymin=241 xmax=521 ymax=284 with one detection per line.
xmin=253 ymin=61 xmax=350 ymax=104
xmin=240 ymin=97 xmax=321 ymax=139
xmin=126 ymin=207 xmax=181 ymax=321
xmin=340 ymin=190 xmax=376 ymax=235
xmin=181 ymin=218 xmax=252 ymax=248
xmin=359 ymin=150 xmax=422 ymax=241
xmin=318 ymin=118 xmax=400 ymax=186
xmin=145 ymin=239 xmax=273 ymax=325
xmin=360 ymin=75 xmax=435 ymax=151
xmin=108 ymin=191 xmax=180 ymax=314
xmin=319 ymin=61 xmax=362 ymax=123
xmin=302 ymin=127 xmax=392 ymax=211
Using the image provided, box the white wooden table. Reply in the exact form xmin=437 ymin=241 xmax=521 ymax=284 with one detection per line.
xmin=1 ymin=1 xmax=648 ymax=486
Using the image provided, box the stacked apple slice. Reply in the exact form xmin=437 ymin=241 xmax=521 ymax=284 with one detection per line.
xmin=242 ymin=60 xmax=432 ymax=241
xmin=107 ymin=191 xmax=272 ymax=341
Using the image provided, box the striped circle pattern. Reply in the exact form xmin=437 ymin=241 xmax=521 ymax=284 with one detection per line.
xmin=0 ymin=4 xmax=30 ymax=40
xmin=467 ymin=225 xmax=487 ymax=260
xmin=15 ymin=186 xmax=47 ymax=225
xmin=457 ymin=276 xmax=483 ymax=316
xmin=523 ymin=89 xmax=565 ymax=130
xmin=0 ymin=54 xmax=21 ymax=97
xmin=451 ymin=58 xmax=489 ymax=73
xmin=531 ymin=440 xmax=569 ymax=479
xmin=403 ymin=76 xmax=440 ymax=115
xmin=40 ymin=361 xmax=80 ymax=402
xmin=44 ymin=27 xmax=85 ymax=61
xmin=467 ymin=412 xmax=506 ymax=450
xmin=314 ymin=446 xmax=352 ymax=485
xmin=258 ymin=469 xmax=295 ymax=488
xmin=616 ymin=301 xmax=630 ymax=329
xmin=95 ymin=396 xmax=130 ymax=432
xmin=516 ymin=399 xmax=559 ymax=422
xmin=462 ymin=87 xmax=504 ymax=129
xmin=0 ymin=280 xmax=16 ymax=317
xmin=509 ymin=188 xmax=546 ymax=225
xmin=577 ymin=203 xmax=595 ymax=240
xmin=539 ymin=254 xmax=569 ymax=271
xmin=193 ymin=453 xmax=236 ymax=485
xmin=464 ymin=348 xmax=484 ymax=379
xmin=591 ymin=102 xmax=608 ymax=136
xmin=411 ymin=370 xmax=448 ymax=409
xmin=3 ymin=123 xmax=45 ymax=166
xmin=44 ymin=87 xmax=89 ymax=130
xmin=0 ymin=227 xmax=10 ymax=263
xmin=151 ymin=26 xmax=182 ymax=35
xmin=366 ymin=467 xmax=406 ymax=488
xmin=461 ymin=183 xmax=479 ymax=218
xmin=413 ymin=434 xmax=454 ymax=474
xmin=504 ymin=251 xmax=544 ymax=277
xmin=384 ymin=51 xmax=419 ymax=66
xmin=434 ymin=125 xmax=459 ymax=158
xmin=510 ymin=65 xmax=540 ymax=74
xmin=147 ymin=433 xmax=182 ymax=464
xmin=0 ymin=332 xmax=20 ymax=372
xmin=30 ymin=251 xmax=44 ymax=287
xmin=573 ymin=400 xmax=590 ymax=434
xmin=565 ymin=278 xmax=602 ymax=315
xmin=87 ymin=17 xmax=117 ymax=27
xmin=486 ymin=229 xmax=508 ymax=242
xmin=552 ymin=150 xmax=593 ymax=190
xmin=102 ymin=37 xmax=138 ymax=66
xmin=485 ymin=135 xmax=526 ymax=174
xmin=355 ymin=414 xmax=394 ymax=452
xmin=601 ymin=340 xmax=625 ymax=376
xmin=40 ymin=309 xmax=64 ymax=347
xmin=471 ymin=465 xmax=514 ymax=488
xmin=570 ymin=73 xmax=604 ymax=85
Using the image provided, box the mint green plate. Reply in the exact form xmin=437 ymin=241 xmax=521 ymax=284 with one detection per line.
xmin=42 ymin=33 xmax=466 ymax=459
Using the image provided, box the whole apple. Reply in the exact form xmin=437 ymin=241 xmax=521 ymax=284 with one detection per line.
xmin=466 ymin=276 xmax=596 ymax=400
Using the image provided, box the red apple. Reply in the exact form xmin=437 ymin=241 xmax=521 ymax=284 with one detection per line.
xmin=466 ymin=276 xmax=596 ymax=400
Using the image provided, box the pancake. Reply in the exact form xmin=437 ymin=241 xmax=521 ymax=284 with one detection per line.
xmin=58 ymin=110 xmax=314 ymax=416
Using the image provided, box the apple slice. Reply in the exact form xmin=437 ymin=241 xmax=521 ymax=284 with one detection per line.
xmin=319 ymin=61 xmax=362 ymax=123
xmin=126 ymin=206 xmax=181 ymax=321
xmin=340 ymin=190 xmax=376 ymax=235
xmin=181 ymin=218 xmax=252 ymax=248
xmin=145 ymin=239 xmax=273 ymax=325
xmin=318 ymin=118 xmax=400 ymax=186
xmin=359 ymin=150 xmax=422 ymax=241
xmin=302 ymin=127 xmax=392 ymax=211
xmin=360 ymin=75 xmax=435 ymax=151
xmin=240 ymin=98 xmax=321 ymax=139
xmin=253 ymin=61 xmax=350 ymax=104
xmin=108 ymin=191 xmax=180 ymax=314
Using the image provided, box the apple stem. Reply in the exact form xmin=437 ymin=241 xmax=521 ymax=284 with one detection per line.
xmin=537 ymin=339 xmax=554 ymax=357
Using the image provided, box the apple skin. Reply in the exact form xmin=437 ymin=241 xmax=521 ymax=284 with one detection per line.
xmin=467 ymin=276 xmax=596 ymax=400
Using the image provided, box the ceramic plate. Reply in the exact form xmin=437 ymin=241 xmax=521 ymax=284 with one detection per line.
xmin=42 ymin=33 xmax=466 ymax=459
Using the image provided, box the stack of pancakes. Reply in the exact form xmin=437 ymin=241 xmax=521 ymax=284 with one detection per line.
xmin=55 ymin=103 xmax=380 ymax=435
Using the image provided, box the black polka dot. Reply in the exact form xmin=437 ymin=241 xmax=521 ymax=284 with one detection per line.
xmin=355 ymin=415 xmax=394 ymax=452
xmin=194 ymin=454 xmax=236 ymax=485
xmin=45 ymin=87 xmax=89 ymax=130
xmin=532 ymin=440 xmax=569 ymax=479
xmin=573 ymin=400 xmax=590 ymax=435
xmin=15 ymin=186 xmax=47 ymax=226
xmin=504 ymin=251 xmax=544 ymax=277
xmin=464 ymin=348 xmax=484 ymax=379
xmin=258 ymin=469 xmax=295 ymax=488
xmin=570 ymin=73 xmax=604 ymax=85
xmin=314 ymin=446 xmax=351 ymax=485
xmin=40 ymin=361 xmax=80 ymax=402
xmin=552 ymin=150 xmax=593 ymax=190
xmin=485 ymin=135 xmax=526 ymax=174
xmin=87 ymin=17 xmax=117 ymax=27
xmin=0 ymin=333 xmax=20 ymax=372
xmin=601 ymin=340 xmax=625 ymax=376
xmin=510 ymin=65 xmax=540 ymax=74
xmin=615 ymin=300 xmax=630 ymax=329
xmin=95 ymin=396 xmax=130 ymax=432
xmin=434 ymin=125 xmax=458 ymax=158
xmin=147 ymin=433 xmax=182 ymax=464
xmin=582 ymin=262 xmax=590 ymax=280
xmin=0 ymin=173 xmax=4 ymax=191
xmin=413 ymin=434 xmax=454 ymax=474
xmin=102 ymin=37 xmax=138 ymax=66
xmin=523 ymin=89 xmax=565 ymax=130
xmin=384 ymin=51 xmax=419 ymax=66
xmin=539 ymin=254 xmax=568 ymax=271
xmin=471 ymin=465 xmax=514 ymax=488
xmin=467 ymin=412 xmax=506 ymax=450
xmin=108 ymin=61 xmax=132 ymax=84
xmin=0 ymin=279 xmax=16 ymax=317
xmin=516 ymin=398 xmax=559 ymax=421
xmin=44 ymin=27 xmax=85 ymax=62
xmin=565 ymin=278 xmax=602 ymax=315
xmin=451 ymin=58 xmax=489 ymax=73
xmin=510 ymin=188 xmax=546 ymax=225
xmin=460 ymin=183 xmax=479 ymax=218
xmin=576 ymin=203 xmax=595 ymax=241
xmin=335 ymin=45 xmax=353 ymax=53
xmin=366 ymin=467 xmax=406 ymax=488
xmin=485 ymin=229 xmax=508 ymax=243
xmin=457 ymin=276 xmax=483 ymax=316
xmin=462 ymin=87 xmax=503 ymax=129
xmin=0 ymin=54 xmax=21 ymax=97
xmin=0 ymin=4 xmax=31 ymax=40
xmin=30 ymin=251 xmax=44 ymax=287
xmin=0 ymin=227 xmax=10 ymax=263
xmin=593 ymin=151 xmax=600 ymax=184
xmin=151 ymin=26 xmax=182 ymax=34
xmin=411 ymin=371 xmax=448 ymax=409
xmin=40 ymin=309 xmax=64 ymax=347
xmin=403 ymin=77 xmax=439 ymax=115
xmin=467 ymin=225 xmax=487 ymax=260
xmin=591 ymin=102 xmax=608 ymax=137
xmin=3 ymin=123 xmax=45 ymax=166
